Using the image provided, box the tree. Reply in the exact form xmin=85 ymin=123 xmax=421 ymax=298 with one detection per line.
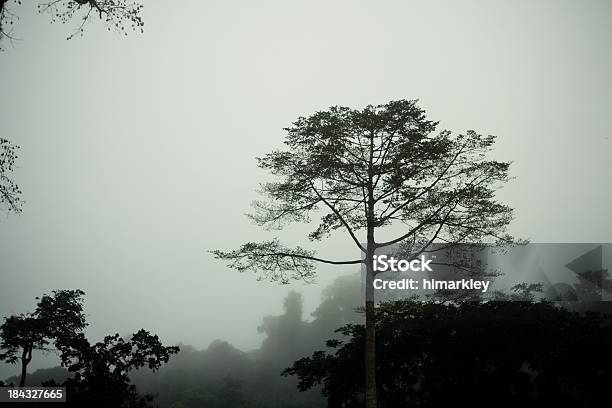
xmin=212 ymin=99 xmax=518 ymax=407
xmin=0 ymin=314 xmax=47 ymax=387
xmin=257 ymin=291 xmax=309 ymax=367
xmin=0 ymin=138 xmax=22 ymax=214
xmin=0 ymin=289 xmax=179 ymax=406
xmin=0 ymin=289 xmax=87 ymax=386
xmin=283 ymin=300 xmax=612 ymax=408
xmin=0 ymin=0 xmax=144 ymax=49
xmin=54 ymin=329 xmax=179 ymax=407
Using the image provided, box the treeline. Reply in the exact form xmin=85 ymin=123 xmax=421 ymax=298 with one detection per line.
xmin=4 ymin=275 xmax=612 ymax=407
xmin=2 ymin=275 xmax=363 ymax=408
xmin=0 ymin=290 xmax=179 ymax=408
xmin=286 ymin=299 xmax=612 ymax=408
xmin=129 ymin=275 xmax=363 ymax=408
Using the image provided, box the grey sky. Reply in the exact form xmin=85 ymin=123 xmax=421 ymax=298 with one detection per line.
xmin=1 ymin=0 xmax=611 ymax=378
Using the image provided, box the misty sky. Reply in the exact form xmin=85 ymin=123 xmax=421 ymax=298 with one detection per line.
xmin=1 ymin=0 xmax=611 ymax=378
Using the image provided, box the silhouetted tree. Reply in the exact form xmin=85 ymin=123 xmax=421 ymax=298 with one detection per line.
xmin=52 ymin=329 xmax=179 ymax=407
xmin=284 ymin=300 xmax=612 ymax=408
xmin=0 ymin=289 xmax=86 ymax=386
xmin=0 ymin=314 xmax=43 ymax=386
xmin=0 ymin=138 xmax=21 ymax=214
xmin=0 ymin=0 xmax=143 ymax=49
xmin=213 ymin=99 xmax=518 ymax=407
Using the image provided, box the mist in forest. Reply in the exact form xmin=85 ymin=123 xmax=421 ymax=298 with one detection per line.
xmin=1 ymin=1 xmax=611 ymax=404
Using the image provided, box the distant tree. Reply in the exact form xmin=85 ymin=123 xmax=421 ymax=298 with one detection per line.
xmin=0 ymin=0 xmax=144 ymax=49
xmin=212 ymin=99 xmax=518 ymax=407
xmin=284 ymin=300 xmax=612 ymax=408
xmin=128 ymin=285 xmax=362 ymax=408
xmin=53 ymin=329 xmax=179 ymax=407
xmin=0 ymin=289 xmax=86 ymax=387
xmin=0 ymin=138 xmax=21 ymax=214
xmin=308 ymin=275 xmax=363 ymax=349
xmin=257 ymin=291 xmax=308 ymax=366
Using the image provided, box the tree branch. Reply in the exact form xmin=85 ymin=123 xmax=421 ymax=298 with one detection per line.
xmin=309 ymin=180 xmax=366 ymax=252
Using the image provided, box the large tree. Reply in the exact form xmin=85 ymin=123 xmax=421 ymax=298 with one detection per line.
xmin=212 ymin=99 xmax=518 ymax=408
xmin=0 ymin=289 xmax=87 ymax=386
xmin=0 ymin=0 xmax=143 ymax=49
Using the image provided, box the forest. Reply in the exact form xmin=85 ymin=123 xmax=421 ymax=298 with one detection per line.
xmin=2 ymin=274 xmax=611 ymax=408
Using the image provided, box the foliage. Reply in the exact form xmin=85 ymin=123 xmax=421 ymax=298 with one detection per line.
xmin=1 ymin=290 xmax=178 ymax=407
xmin=283 ymin=300 xmax=612 ymax=408
xmin=0 ymin=0 xmax=143 ymax=49
xmin=0 ymin=290 xmax=86 ymax=386
xmin=51 ymin=330 xmax=179 ymax=407
xmin=0 ymin=138 xmax=22 ymax=214
xmin=213 ymin=98 xmax=518 ymax=287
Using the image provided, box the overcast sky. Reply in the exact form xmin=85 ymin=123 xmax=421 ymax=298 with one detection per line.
xmin=1 ymin=0 xmax=611 ymax=378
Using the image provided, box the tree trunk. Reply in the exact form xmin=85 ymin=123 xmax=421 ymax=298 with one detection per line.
xmin=19 ymin=349 xmax=27 ymax=387
xmin=365 ymin=133 xmax=378 ymax=408
xmin=365 ymin=241 xmax=377 ymax=408
xmin=19 ymin=345 xmax=32 ymax=387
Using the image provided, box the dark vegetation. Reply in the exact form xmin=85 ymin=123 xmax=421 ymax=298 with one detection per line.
xmin=3 ymin=276 xmax=611 ymax=408
xmin=285 ymin=299 xmax=612 ymax=408
xmin=0 ymin=290 xmax=179 ymax=407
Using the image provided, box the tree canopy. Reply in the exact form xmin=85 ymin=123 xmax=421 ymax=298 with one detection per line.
xmin=213 ymin=99 xmax=516 ymax=283
xmin=0 ymin=289 xmax=179 ymax=407
xmin=54 ymin=329 xmax=179 ymax=407
xmin=284 ymin=299 xmax=612 ymax=408
xmin=0 ymin=289 xmax=87 ymax=386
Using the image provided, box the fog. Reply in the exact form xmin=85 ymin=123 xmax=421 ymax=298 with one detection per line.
xmin=1 ymin=0 xmax=611 ymax=380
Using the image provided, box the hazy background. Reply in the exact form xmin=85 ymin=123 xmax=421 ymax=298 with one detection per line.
xmin=1 ymin=0 xmax=611 ymax=378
